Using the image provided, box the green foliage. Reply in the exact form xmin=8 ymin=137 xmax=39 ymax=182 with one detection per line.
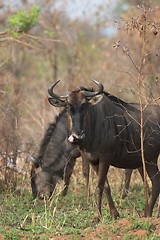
xmin=44 ymin=30 xmax=55 ymax=37
xmin=7 ymin=6 xmax=39 ymax=33
xmin=2 ymin=231 xmax=20 ymax=240
xmin=124 ymin=234 xmax=135 ymax=240
xmin=131 ymin=220 xmax=153 ymax=232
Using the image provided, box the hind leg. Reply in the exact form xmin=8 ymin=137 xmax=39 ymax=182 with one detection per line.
xmin=121 ymin=169 xmax=132 ymax=199
xmin=146 ymin=163 xmax=160 ymax=217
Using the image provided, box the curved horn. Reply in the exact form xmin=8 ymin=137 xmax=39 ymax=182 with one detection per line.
xmin=48 ymin=80 xmax=68 ymax=99
xmin=83 ymin=79 xmax=104 ymax=98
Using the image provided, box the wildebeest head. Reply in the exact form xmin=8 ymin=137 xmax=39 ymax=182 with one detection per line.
xmin=31 ymin=163 xmax=57 ymax=199
xmin=48 ymin=80 xmax=104 ymax=144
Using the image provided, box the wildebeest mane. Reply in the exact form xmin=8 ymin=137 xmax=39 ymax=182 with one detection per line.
xmin=35 ymin=108 xmax=67 ymax=167
xmin=80 ymin=86 xmax=137 ymax=112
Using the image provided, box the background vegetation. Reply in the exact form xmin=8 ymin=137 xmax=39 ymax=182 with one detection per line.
xmin=0 ymin=0 xmax=159 ymax=239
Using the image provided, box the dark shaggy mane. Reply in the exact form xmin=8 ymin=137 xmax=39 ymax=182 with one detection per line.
xmin=54 ymin=108 xmax=66 ymax=123
xmin=80 ymin=86 xmax=137 ymax=112
xmin=36 ymin=109 xmax=66 ymax=164
xmin=103 ymin=91 xmax=137 ymax=111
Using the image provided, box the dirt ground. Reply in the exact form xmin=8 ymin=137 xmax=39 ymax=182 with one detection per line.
xmin=0 ymin=218 xmax=160 ymax=240
xmin=81 ymin=218 xmax=160 ymax=240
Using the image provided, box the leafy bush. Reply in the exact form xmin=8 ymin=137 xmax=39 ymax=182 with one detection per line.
xmin=8 ymin=5 xmax=39 ymax=32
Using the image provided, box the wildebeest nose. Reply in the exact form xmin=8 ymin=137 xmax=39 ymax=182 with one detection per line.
xmin=68 ymin=132 xmax=85 ymax=144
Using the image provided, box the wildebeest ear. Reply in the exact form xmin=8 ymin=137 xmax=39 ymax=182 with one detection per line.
xmin=48 ymin=97 xmax=66 ymax=107
xmin=88 ymin=93 xmax=104 ymax=105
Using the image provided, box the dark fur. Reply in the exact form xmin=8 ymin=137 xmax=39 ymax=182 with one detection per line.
xmin=31 ymin=109 xmax=82 ymax=199
xmin=83 ymin=92 xmax=159 ymax=220
xmin=48 ymin=83 xmax=160 ymax=221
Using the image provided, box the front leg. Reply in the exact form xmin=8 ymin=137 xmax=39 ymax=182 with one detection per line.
xmin=104 ymin=178 xmax=120 ymax=220
xmin=91 ymin=157 xmax=110 ymax=223
xmin=62 ymin=157 xmax=76 ymax=196
xmin=96 ymin=158 xmax=111 ymax=222
xmin=81 ymin=151 xmax=118 ymax=223
xmin=82 ymin=157 xmax=90 ymax=203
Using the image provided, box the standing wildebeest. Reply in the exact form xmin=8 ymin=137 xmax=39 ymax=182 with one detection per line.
xmin=48 ymin=79 xmax=160 ymax=222
xmin=31 ymin=109 xmax=90 ymax=199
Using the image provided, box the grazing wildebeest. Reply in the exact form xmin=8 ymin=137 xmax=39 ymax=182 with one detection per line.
xmin=48 ymin=79 xmax=160 ymax=222
xmin=30 ymin=109 xmax=90 ymax=199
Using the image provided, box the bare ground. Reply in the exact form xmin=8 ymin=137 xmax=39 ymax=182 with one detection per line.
xmin=0 ymin=217 xmax=160 ymax=239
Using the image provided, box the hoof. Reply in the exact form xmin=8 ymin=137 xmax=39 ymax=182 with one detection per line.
xmin=110 ymin=210 xmax=120 ymax=220
xmin=61 ymin=189 xmax=68 ymax=196
xmin=92 ymin=215 xmax=101 ymax=225
xmin=121 ymin=192 xmax=127 ymax=199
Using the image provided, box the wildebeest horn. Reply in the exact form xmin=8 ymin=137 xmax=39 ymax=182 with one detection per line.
xmin=48 ymin=80 xmax=68 ymax=100
xmin=83 ymin=79 xmax=104 ymax=98
xmin=28 ymin=154 xmax=40 ymax=168
xmin=28 ymin=153 xmax=36 ymax=162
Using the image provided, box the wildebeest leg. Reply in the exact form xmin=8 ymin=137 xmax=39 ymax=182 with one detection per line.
xmin=90 ymin=160 xmax=110 ymax=223
xmin=96 ymin=160 xmax=110 ymax=222
xmin=145 ymin=162 xmax=160 ymax=217
xmin=30 ymin=164 xmax=38 ymax=199
xmin=121 ymin=169 xmax=132 ymax=199
xmin=90 ymin=162 xmax=119 ymax=221
xmin=104 ymin=178 xmax=120 ymax=219
xmin=82 ymin=157 xmax=90 ymax=202
xmin=62 ymin=158 xmax=76 ymax=196
xmin=121 ymin=167 xmax=150 ymax=200
xmin=138 ymin=167 xmax=150 ymax=196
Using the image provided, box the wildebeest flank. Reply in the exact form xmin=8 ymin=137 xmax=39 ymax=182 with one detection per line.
xmin=31 ymin=109 xmax=90 ymax=199
xmin=48 ymin=80 xmax=160 ymax=222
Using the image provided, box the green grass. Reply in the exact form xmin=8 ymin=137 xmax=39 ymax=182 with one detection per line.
xmin=0 ymin=179 xmax=159 ymax=239
xmin=0 ymin=188 xmax=95 ymax=239
xmin=131 ymin=220 xmax=153 ymax=232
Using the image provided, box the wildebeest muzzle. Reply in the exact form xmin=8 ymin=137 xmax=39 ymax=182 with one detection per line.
xmin=68 ymin=131 xmax=85 ymax=144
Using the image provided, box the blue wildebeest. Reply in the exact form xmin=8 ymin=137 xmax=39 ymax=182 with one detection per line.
xmin=31 ymin=109 xmax=90 ymax=199
xmin=48 ymin=79 xmax=160 ymax=222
